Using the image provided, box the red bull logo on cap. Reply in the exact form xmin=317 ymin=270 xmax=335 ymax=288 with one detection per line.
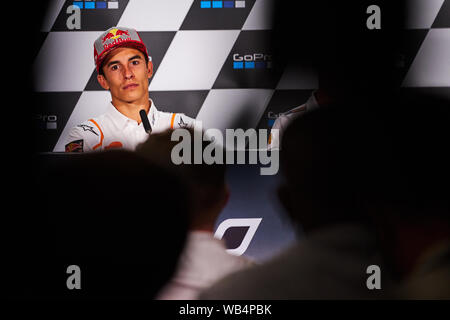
xmin=95 ymin=26 xmax=148 ymax=73
xmin=102 ymin=28 xmax=131 ymax=49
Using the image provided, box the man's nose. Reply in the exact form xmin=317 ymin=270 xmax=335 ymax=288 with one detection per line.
xmin=123 ymin=65 xmax=134 ymax=79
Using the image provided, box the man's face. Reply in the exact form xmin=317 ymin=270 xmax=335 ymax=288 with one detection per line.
xmin=97 ymin=47 xmax=153 ymax=104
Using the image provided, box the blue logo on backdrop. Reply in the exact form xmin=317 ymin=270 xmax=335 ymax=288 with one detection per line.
xmin=233 ymin=53 xmax=272 ymax=70
xmin=72 ymin=1 xmax=118 ymax=9
xmin=267 ymin=111 xmax=282 ymax=127
xmin=200 ymin=1 xmax=246 ymax=9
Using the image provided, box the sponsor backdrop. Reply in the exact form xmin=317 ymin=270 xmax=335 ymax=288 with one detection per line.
xmin=33 ymin=0 xmax=450 ymax=261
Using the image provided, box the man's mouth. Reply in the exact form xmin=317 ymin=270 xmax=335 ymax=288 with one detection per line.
xmin=123 ymin=83 xmax=139 ymax=90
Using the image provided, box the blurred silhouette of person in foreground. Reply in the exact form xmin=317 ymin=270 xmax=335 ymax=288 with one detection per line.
xmin=264 ymin=0 xmax=448 ymax=299
xmin=200 ymin=101 xmax=385 ymax=299
xmin=369 ymin=92 xmax=450 ymax=299
xmin=136 ymin=128 xmax=254 ymax=300
xmin=200 ymin=0 xmax=412 ymax=299
xmin=30 ymin=150 xmax=189 ymax=300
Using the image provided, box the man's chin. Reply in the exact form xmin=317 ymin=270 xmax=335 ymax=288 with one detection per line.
xmin=120 ymin=92 xmax=146 ymax=104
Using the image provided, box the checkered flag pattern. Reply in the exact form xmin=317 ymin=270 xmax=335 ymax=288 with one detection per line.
xmin=33 ymin=0 xmax=450 ymax=152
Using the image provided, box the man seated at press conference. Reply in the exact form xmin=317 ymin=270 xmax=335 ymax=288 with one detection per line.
xmin=65 ymin=26 xmax=196 ymax=153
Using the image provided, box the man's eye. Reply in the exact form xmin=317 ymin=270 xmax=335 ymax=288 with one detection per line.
xmin=132 ymin=60 xmax=140 ymax=65
xmin=111 ymin=65 xmax=119 ymax=71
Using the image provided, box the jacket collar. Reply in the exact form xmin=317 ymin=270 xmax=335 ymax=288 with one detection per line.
xmin=106 ymin=99 xmax=158 ymax=130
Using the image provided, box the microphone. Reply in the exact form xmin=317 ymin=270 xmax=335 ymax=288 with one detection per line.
xmin=139 ymin=109 xmax=152 ymax=134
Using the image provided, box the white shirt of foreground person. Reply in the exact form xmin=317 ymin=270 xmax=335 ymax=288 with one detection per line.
xmin=156 ymin=231 xmax=255 ymax=300
xmin=65 ymin=99 xmax=195 ymax=152
xmin=199 ymin=224 xmax=385 ymax=300
xmin=268 ymin=92 xmax=319 ymax=150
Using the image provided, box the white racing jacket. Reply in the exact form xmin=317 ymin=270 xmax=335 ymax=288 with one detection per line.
xmin=65 ymin=99 xmax=196 ymax=152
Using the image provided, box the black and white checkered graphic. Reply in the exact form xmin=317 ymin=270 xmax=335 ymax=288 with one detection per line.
xmin=33 ymin=0 xmax=450 ymax=154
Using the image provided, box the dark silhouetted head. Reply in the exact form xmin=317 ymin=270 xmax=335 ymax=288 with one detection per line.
xmin=33 ymin=150 xmax=189 ymax=300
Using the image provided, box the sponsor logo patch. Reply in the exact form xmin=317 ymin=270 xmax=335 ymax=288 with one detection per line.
xmin=77 ymin=124 xmax=98 ymax=136
xmin=65 ymin=140 xmax=84 ymax=153
xmin=178 ymin=116 xmax=189 ymax=128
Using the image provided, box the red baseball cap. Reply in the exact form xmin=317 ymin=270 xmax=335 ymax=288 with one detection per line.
xmin=94 ymin=26 xmax=149 ymax=73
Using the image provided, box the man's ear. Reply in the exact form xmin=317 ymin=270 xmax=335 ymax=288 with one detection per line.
xmin=97 ymin=74 xmax=110 ymax=90
xmin=147 ymin=60 xmax=153 ymax=79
